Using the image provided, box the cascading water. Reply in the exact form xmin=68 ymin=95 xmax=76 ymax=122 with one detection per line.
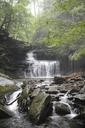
xmin=60 ymin=91 xmax=77 ymax=119
xmin=7 ymin=89 xmax=22 ymax=113
xmin=25 ymin=52 xmax=60 ymax=78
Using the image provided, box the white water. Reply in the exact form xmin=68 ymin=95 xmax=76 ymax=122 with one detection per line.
xmin=60 ymin=91 xmax=77 ymax=119
xmin=25 ymin=52 xmax=60 ymax=78
xmin=7 ymin=89 xmax=22 ymax=113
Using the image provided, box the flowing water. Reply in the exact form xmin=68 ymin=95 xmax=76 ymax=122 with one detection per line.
xmin=0 ymin=86 xmax=78 ymax=128
xmin=25 ymin=52 xmax=60 ymax=78
xmin=0 ymin=89 xmax=78 ymax=128
xmin=0 ymin=52 xmax=79 ymax=128
xmin=7 ymin=90 xmax=22 ymax=113
xmin=60 ymin=92 xmax=77 ymax=119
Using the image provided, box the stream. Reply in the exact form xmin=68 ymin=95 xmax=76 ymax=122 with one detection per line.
xmin=0 ymin=52 xmax=81 ymax=128
xmin=0 ymin=85 xmax=78 ymax=128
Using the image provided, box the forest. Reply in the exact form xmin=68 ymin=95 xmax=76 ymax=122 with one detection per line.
xmin=0 ymin=0 xmax=85 ymax=59
xmin=0 ymin=0 xmax=85 ymax=128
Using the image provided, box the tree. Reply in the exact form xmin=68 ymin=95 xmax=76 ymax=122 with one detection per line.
xmin=31 ymin=0 xmax=85 ymax=60
xmin=0 ymin=0 xmax=35 ymax=42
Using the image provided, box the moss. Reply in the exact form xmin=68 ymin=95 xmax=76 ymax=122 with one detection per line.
xmin=0 ymin=85 xmax=16 ymax=96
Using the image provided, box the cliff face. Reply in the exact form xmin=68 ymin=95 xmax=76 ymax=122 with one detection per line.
xmin=0 ymin=32 xmax=27 ymax=78
xmin=0 ymin=31 xmax=85 ymax=78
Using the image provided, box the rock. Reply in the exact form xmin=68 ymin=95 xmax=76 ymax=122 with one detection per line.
xmin=54 ymin=76 xmax=65 ymax=84
xmin=46 ymin=86 xmax=59 ymax=94
xmin=74 ymin=94 xmax=85 ymax=105
xmin=29 ymin=92 xmax=52 ymax=124
xmin=80 ymin=85 xmax=85 ymax=94
xmin=18 ymin=85 xmax=31 ymax=111
xmin=0 ymin=76 xmax=17 ymax=96
xmin=0 ymin=35 xmax=27 ymax=78
xmin=70 ymin=88 xmax=79 ymax=93
xmin=51 ymin=94 xmax=60 ymax=101
xmin=57 ymin=82 xmax=83 ymax=93
xmin=73 ymin=113 xmax=85 ymax=121
xmin=0 ymin=105 xmax=13 ymax=118
xmin=21 ymin=81 xmax=28 ymax=89
xmin=55 ymin=102 xmax=70 ymax=115
xmin=38 ymin=79 xmax=44 ymax=83
xmin=66 ymin=73 xmax=83 ymax=81
xmin=0 ymin=73 xmax=10 ymax=79
xmin=30 ymin=88 xmax=41 ymax=98
xmin=71 ymin=113 xmax=85 ymax=127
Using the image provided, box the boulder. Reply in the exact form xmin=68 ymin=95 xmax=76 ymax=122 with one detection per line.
xmin=80 ymin=85 xmax=85 ymax=94
xmin=46 ymin=86 xmax=59 ymax=94
xmin=30 ymin=88 xmax=41 ymax=98
xmin=73 ymin=113 xmax=85 ymax=122
xmin=54 ymin=76 xmax=65 ymax=84
xmin=0 ymin=76 xmax=17 ymax=96
xmin=18 ymin=85 xmax=31 ymax=111
xmin=55 ymin=102 xmax=70 ymax=115
xmin=29 ymin=92 xmax=52 ymax=124
xmin=74 ymin=94 xmax=85 ymax=105
xmin=71 ymin=113 xmax=85 ymax=127
xmin=57 ymin=82 xmax=83 ymax=93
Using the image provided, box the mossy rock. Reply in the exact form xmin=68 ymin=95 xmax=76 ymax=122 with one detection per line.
xmin=0 ymin=85 xmax=17 ymax=96
xmin=29 ymin=92 xmax=52 ymax=124
xmin=18 ymin=86 xmax=31 ymax=111
xmin=0 ymin=76 xmax=17 ymax=96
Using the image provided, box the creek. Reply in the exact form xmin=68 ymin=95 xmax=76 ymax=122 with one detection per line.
xmin=0 ymin=52 xmax=80 ymax=128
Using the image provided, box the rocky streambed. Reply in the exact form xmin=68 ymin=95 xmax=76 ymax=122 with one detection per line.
xmin=0 ymin=73 xmax=85 ymax=128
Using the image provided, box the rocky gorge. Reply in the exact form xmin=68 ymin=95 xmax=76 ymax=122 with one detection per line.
xmin=0 ymin=72 xmax=85 ymax=128
xmin=0 ymin=33 xmax=85 ymax=128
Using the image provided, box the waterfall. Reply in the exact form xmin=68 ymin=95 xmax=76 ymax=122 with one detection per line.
xmin=25 ymin=52 xmax=60 ymax=78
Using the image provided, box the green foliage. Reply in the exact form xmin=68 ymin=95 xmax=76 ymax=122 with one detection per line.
xmin=0 ymin=0 xmax=85 ymax=59
xmin=33 ymin=0 xmax=85 ymax=60
xmin=71 ymin=47 xmax=85 ymax=60
xmin=0 ymin=0 xmax=35 ymax=42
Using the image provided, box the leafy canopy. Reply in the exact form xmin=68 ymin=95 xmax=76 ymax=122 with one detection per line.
xmin=32 ymin=0 xmax=85 ymax=60
xmin=0 ymin=0 xmax=35 ymax=42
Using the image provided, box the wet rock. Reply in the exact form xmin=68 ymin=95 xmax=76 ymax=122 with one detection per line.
xmin=57 ymin=82 xmax=83 ymax=94
xmin=55 ymin=102 xmax=70 ymax=115
xmin=38 ymin=79 xmax=44 ymax=83
xmin=70 ymin=113 xmax=85 ymax=128
xmin=73 ymin=113 xmax=85 ymax=121
xmin=70 ymin=89 xmax=79 ymax=93
xmin=48 ymin=116 xmax=70 ymax=128
xmin=30 ymin=88 xmax=41 ymax=98
xmin=29 ymin=92 xmax=52 ymax=124
xmin=80 ymin=85 xmax=85 ymax=94
xmin=0 ymin=76 xmax=17 ymax=96
xmin=45 ymin=85 xmax=51 ymax=90
xmin=50 ymin=93 xmax=65 ymax=102
xmin=74 ymin=94 xmax=85 ymax=105
xmin=21 ymin=81 xmax=28 ymax=89
xmin=54 ymin=76 xmax=65 ymax=84
xmin=0 ymin=73 xmax=10 ymax=79
xmin=46 ymin=86 xmax=59 ymax=94
xmin=66 ymin=73 xmax=83 ymax=81
xmin=18 ymin=85 xmax=32 ymax=111
xmin=0 ymin=105 xmax=13 ymax=118
xmin=51 ymin=95 xmax=60 ymax=102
